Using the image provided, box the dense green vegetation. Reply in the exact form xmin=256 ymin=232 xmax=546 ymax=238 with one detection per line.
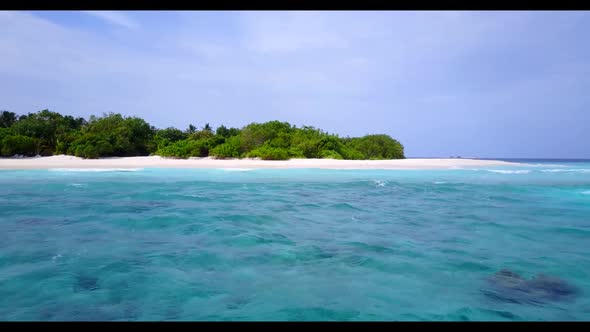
xmin=0 ymin=110 xmax=405 ymax=160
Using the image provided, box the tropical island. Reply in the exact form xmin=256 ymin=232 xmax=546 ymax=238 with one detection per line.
xmin=0 ymin=109 xmax=520 ymax=170
xmin=0 ymin=109 xmax=404 ymax=160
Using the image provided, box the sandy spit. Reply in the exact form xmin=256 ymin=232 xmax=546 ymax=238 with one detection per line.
xmin=0 ymin=155 xmax=523 ymax=170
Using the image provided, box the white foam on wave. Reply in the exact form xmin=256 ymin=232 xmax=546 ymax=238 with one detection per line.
xmin=49 ymin=168 xmax=144 ymax=172
xmin=582 ymin=190 xmax=590 ymax=195
xmin=433 ymin=181 xmax=447 ymax=184
xmin=374 ymin=180 xmax=386 ymax=187
xmin=526 ymin=164 xmax=568 ymax=168
xmin=540 ymin=169 xmax=590 ymax=173
xmin=486 ymin=169 xmax=531 ymax=174
xmin=67 ymin=183 xmax=87 ymax=187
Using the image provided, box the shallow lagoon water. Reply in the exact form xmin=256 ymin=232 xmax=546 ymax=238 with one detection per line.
xmin=1 ymin=161 xmax=589 ymax=321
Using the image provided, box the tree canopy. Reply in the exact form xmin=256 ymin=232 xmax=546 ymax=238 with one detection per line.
xmin=0 ymin=109 xmax=405 ymax=160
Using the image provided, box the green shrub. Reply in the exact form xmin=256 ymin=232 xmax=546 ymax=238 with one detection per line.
xmin=156 ymin=139 xmax=209 ymax=159
xmin=1 ymin=135 xmax=37 ymax=157
xmin=210 ymin=136 xmax=241 ymax=159
xmin=82 ymin=145 xmax=100 ymax=159
xmin=346 ymin=135 xmax=405 ymax=159
xmin=287 ymin=147 xmax=305 ymax=158
xmin=239 ymin=121 xmax=294 ymax=153
xmin=186 ymin=139 xmax=210 ymax=157
xmin=319 ymin=150 xmax=343 ymax=159
xmin=156 ymin=140 xmax=191 ymax=159
xmin=247 ymin=145 xmax=290 ymax=160
xmin=339 ymin=146 xmax=365 ymax=160
xmin=153 ymin=127 xmax=188 ymax=150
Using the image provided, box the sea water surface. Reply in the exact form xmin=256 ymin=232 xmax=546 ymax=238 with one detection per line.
xmin=1 ymin=160 xmax=589 ymax=321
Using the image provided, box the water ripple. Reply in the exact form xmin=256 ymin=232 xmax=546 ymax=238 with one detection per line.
xmin=0 ymin=167 xmax=589 ymax=321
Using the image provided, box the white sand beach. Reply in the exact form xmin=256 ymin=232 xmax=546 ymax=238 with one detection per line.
xmin=0 ymin=155 xmax=522 ymax=170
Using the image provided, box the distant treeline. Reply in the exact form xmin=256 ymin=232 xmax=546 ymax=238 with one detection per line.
xmin=0 ymin=110 xmax=404 ymax=160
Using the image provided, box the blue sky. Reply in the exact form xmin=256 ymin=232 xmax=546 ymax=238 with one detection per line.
xmin=1 ymin=11 xmax=589 ymax=158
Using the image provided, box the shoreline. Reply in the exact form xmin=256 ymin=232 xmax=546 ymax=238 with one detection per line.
xmin=0 ymin=155 xmax=523 ymax=170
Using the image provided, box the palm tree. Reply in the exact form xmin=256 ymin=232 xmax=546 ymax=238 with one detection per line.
xmin=0 ymin=111 xmax=17 ymax=128
xmin=187 ymin=124 xmax=197 ymax=135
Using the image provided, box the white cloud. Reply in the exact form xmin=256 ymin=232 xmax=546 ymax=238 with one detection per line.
xmin=238 ymin=11 xmax=352 ymax=53
xmin=82 ymin=11 xmax=139 ymax=30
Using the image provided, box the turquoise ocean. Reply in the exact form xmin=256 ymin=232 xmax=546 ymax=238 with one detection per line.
xmin=1 ymin=159 xmax=589 ymax=321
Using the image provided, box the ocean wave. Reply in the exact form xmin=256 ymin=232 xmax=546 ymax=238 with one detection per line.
xmin=526 ymin=164 xmax=568 ymax=168
xmin=67 ymin=183 xmax=88 ymax=187
xmin=486 ymin=170 xmax=530 ymax=174
xmin=219 ymin=168 xmax=255 ymax=172
xmin=49 ymin=168 xmax=144 ymax=172
xmin=433 ymin=181 xmax=447 ymax=184
xmin=328 ymin=202 xmax=364 ymax=211
xmin=582 ymin=191 xmax=590 ymax=195
xmin=540 ymin=169 xmax=590 ymax=173
xmin=374 ymin=180 xmax=387 ymax=187
xmin=184 ymin=194 xmax=203 ymax=198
